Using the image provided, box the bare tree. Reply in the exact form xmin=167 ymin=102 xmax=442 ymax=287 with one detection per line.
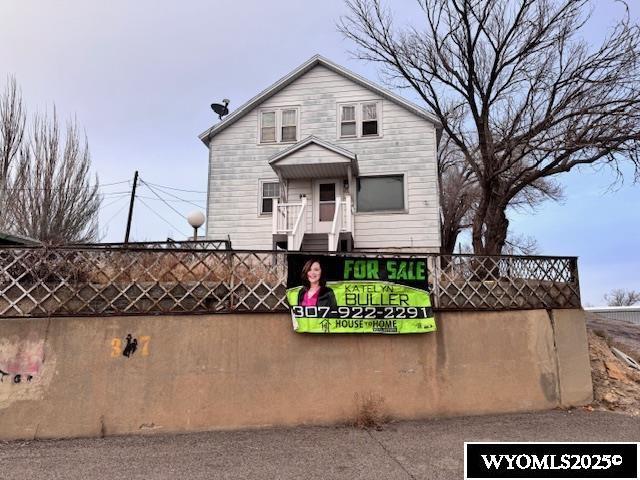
xmin=502 ymin=232 xmax=539 ymax=255
xmin=6 ymin=109 xmax=101 ymax=243
xmin=340 ymin=0 xmax=640 ymax=255
xmin=438 ymin=131 xmax=561 ymax=254
xmin=604 ymin=288 xmax=640 ymax=306
xmin=438 ymin=133 xmax=477 ymax=254
xmin=0 ymin=76 xmax=26 ymax=225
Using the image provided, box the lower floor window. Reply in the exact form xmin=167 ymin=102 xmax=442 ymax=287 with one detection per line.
xmin=357 ymin=175 xmax=404 ymax=212
xmin=261 ymin=181 xmax=280 ymax=214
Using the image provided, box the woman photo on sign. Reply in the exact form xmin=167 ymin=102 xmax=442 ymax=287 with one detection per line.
xmin=297 ymin=258 xmax=337 ymax=308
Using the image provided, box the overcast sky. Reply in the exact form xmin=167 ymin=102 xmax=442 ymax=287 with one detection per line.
xmin=1 ymin=0 xmax=638 ymax=305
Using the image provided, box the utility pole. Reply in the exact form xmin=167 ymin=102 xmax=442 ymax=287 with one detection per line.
xmin=124 ymin=171 xmax=138 ymax=244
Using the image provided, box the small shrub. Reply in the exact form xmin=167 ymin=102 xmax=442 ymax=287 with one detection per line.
xmin=353 ymin=392 xmax=389 ymax=429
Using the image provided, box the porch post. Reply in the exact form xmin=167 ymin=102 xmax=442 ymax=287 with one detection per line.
xmin=272 ymin=199 xmax=278 ymax=235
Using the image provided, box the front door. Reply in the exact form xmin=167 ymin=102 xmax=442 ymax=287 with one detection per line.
xmin=313 ymin=179 xmax=343 ymax=233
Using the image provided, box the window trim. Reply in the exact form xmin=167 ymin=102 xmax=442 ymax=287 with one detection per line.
xmin=339 ymin=104 xmax=357 ymax=138
xmin=337 ymin=101 xmax=383 ymax=139
xmin=258 ymin=179 xmax=281 ymax=216
xmin=355 ymin=173 xmax=408 ymax=214
xmin=361 ymin=102 xmax=379 ymax=137
xmin=259 ymin=111 xmax=277 ymax=144
xmin=281 ymin=108 xmax=298 ymax=143
xmin=258 ymin=106 xmax=300 ymax=145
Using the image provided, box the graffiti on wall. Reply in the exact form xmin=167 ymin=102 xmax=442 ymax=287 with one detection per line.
xmin=0 ymin=339 xmax=44 ymax=384
xmin=0 ymin=336 xmax=54 ymax=409
xmin=111 ymin=334 xmax=150 ymax=358
xmin=0 ymin=370 xmax=33 ymax=383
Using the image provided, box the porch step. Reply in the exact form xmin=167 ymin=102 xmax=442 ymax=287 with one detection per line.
xmin=300 ymin=233 xmax=328 ymax=252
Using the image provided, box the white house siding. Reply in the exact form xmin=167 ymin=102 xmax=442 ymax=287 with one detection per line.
xmin=206 ymin=64 xmax=440 ymax=252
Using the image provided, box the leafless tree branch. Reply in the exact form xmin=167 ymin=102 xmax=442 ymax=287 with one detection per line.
xmin=340 ymin=0 xmax=640 ymax=254
xmin=4 ymin=106 xmax=101 ymax=243
xmin=604 ymin=288 xmax=640 ymax=306
xmin=0 ymin=76 xmax=26 ymax=225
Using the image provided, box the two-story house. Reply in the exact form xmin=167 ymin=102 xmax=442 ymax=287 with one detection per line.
xmin=199 ymin=55 xmax=442 ymax=252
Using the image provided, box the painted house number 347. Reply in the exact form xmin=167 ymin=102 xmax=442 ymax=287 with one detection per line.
xmin=110 ymin=336 xmax=151 ymax=357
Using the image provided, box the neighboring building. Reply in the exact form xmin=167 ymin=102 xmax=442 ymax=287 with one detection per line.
xmin=584 ymin=306 xmax=640 ymax=325
xmin=0 ymin=232 xmax=40 ymax=246
xmin=199 ymin=55 xmax=442 ymax=252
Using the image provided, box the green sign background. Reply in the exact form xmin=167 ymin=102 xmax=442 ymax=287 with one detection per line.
xmin=287 ymin=281 xmax=437 ymax=334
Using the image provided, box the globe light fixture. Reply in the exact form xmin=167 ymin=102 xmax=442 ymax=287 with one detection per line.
xmin=187 ymin=211 xmax=205 ymax=241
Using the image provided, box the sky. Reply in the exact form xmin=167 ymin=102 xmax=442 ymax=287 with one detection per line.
xmin=0 ymin=0 xmax=638 ymax=305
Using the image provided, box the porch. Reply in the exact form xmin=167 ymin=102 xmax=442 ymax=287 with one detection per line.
xmin=268 ymin=136 xmax=358 ymax=251
xmin=271 ymin=195 xmax=353 ymax=251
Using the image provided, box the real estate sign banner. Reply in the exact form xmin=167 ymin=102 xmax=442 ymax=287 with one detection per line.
xmin=286 ymin=255 xmax=436 ymax=334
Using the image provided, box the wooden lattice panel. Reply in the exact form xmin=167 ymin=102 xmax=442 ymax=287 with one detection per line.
xmin=0 ymin=247 xmax=580 ymax=317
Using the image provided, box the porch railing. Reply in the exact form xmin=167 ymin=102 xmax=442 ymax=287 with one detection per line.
xmin=272 ymin=198 xmax=307 ymax=250
xmin=288 ymin=197 xmax=307 ymax=251
xmin=0 ymin=247 xmax=581 ymax=318
xmin=328 ymin=198 xmax=343 ymax=251
xmin=342 ymin=195 xmax=352 ymax=233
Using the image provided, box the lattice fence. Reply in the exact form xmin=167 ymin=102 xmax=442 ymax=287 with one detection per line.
xmin=71 ymin=239 xmax=231 ymax=250
xmin=0 ymin=247 xmax=580 ymax=318
xmin=436 ymin=255 xmax=580 ymax=310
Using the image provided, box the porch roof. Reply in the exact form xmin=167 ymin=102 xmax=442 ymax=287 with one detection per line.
xmin=268 ymin=136 xmax=359 ymax=179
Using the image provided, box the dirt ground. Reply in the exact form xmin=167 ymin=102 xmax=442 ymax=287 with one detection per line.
xmin=587 ymin=313 xmax=640 ymax=362
xmin=585 ymin=314 xmax=640 ymax=416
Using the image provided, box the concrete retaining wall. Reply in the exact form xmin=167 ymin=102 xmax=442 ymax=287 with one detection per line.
xmin=0 ymin=309 xmax=592 ymax=440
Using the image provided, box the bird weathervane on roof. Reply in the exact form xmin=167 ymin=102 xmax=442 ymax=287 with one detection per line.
xmin=211 ymin=99 xmax=230 ymax=120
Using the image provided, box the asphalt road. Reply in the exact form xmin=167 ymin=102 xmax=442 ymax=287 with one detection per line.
xmin=1 ymin=410 xmax=638 ymax=480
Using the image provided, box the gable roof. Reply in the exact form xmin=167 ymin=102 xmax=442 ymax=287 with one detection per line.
xmin=269 ymin=135 xmax=356 ymax=164
xmin=268 ymin=136 xmax=359 ymax=179
xmin=199 ymin=54 xmax=441 ymax=146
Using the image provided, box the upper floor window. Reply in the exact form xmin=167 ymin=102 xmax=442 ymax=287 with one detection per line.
xmin=281 ymin=109 xmax=297 ymax=142
xmin=361 ymin=103 xmax=378 ymax=136
xmin=338 ymin=101 xmax=382 ymax=139
xmin=340 ymin=105 xmax=356 ymax=137
xmin=261 ymin=112 xmax=276 ymax=143
xmin=259 ymin=107 xmax=299 ymax=144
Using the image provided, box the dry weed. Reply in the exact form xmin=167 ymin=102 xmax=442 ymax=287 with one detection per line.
xmin=353 ymin=392 xmax=389 ymax=429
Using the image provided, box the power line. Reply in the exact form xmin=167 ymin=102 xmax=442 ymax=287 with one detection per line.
xmin=143 ymin=180 xmax=207 ymax=194
xmin=101 ymin=190 xmax=132 ymax=196
xmin=101 ymin=194 xmax=130 ymax=210
xmin=142 ymin=181 xmax=206 ymax=200
xmin=101 ymin=201 xmax=130 ymax=230
xmin=136 ymin=194 xmax=205 ymax=207
xmin=4 ymin=179 xmax=130 ymax=192
xmin=97 ymin=180 xmax=131 ymax=187
xmin=137 ymin=197 xmax=189 ymax=237
xmin=139 ymin=181 xmax=205 ymax=209
xmin=139 ymin=180 xmax=188 ymax=219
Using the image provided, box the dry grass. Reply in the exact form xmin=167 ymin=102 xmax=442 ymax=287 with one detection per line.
xmin=353 ymin=392 xmax=389 ymax=429
xmin=92 ymin=251 xmax=286 ymax=285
